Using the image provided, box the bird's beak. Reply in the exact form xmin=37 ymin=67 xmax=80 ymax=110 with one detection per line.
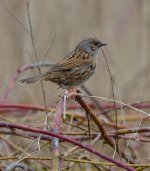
xmin=101 ymin=43 xmax=107 ymax=47
xmin=98 ymin=42 xmax=107 ymax=48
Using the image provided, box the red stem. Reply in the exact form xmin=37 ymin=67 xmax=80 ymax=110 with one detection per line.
xmin=0 ymin=121 xmax=135 ymax=171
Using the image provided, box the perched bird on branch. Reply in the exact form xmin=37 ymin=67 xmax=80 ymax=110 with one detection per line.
xmin=20 ymin=38 xmax=106 ymax=89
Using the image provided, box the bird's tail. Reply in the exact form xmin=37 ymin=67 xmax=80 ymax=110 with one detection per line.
xmin=19 ymin=73 xmax=46 ymax=84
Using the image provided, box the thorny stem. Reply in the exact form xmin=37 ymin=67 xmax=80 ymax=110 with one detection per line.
xmin=0 ymin=121 xmax=135 ymax=171
xmin=0 ymin=62 xmax=54 ymax=102
xmin=51 ymin=97 xmax=64 ymax=171
xmin=75 ymin=93 xmax=115 ymax=147
xmin=74 ymin=92 xmax=136 ymax=163
xmin=81 ymin=85 xmax=112 ymax=121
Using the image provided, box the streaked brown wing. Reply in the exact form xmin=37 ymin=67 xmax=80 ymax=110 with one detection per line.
xmin=46 ymin=51 xmax=92 ymax=73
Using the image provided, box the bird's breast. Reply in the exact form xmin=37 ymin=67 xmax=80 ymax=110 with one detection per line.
xmin=44 ymin=59 xmax=96 ymax=89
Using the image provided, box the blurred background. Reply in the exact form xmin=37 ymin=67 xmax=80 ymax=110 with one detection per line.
xmin=0 ymin=0 xmax=150 ymax=105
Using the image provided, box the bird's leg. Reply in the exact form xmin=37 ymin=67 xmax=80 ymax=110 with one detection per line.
xmin=66 ymin=88 xmax=78 ymax=99
xmin=63 ymin=88 xmax=83 ymax=119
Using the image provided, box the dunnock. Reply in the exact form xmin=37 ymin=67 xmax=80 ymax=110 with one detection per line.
xmin=20 ymin=38 xmax=106 ymax=89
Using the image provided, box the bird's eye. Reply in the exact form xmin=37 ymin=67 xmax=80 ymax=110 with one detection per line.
xmin=90 ymin=44 xmax=96 ymax=51
xmin=94 ymin=42 xmax=98 ymax=46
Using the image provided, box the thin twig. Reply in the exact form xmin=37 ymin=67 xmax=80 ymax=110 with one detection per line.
xmin=2 ymin=5 xmax=30 ymax=35
xmin=75 ymin=92 xmax=115 ymax=148
xmin=26 ymin=1 xmax=48 ymax=120
xmin=42 ymin=33 xmax=56 ymax=62
xmin=81 ymin=85 xmax=112 ymax=121
xmin=1 ymin=61 xmax=54 ymax=102
xmin=101 ymin=48 xmax=121 ymax=160
xmin=0 ymin=121 xmax=136 ymax=171
xmin=51 ymin=97 xmax=64 ymax=171
xmin=1 ymin=156 xmax=150 ymax=168
xmin=75 ymin=92 xmax=136 ymax=163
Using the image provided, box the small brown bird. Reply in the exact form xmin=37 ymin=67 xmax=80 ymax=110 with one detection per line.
xmin=20 ymin=38 xmax=106 ymax=89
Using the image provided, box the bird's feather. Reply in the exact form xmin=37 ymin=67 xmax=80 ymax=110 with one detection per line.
xmin=46 ymin=50 xmax=92 ymax=73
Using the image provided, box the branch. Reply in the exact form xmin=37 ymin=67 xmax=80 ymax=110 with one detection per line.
xmin=0 ymin=121 xmax=135 ymax=171
xmin=51 ymin=97 xmax=64 ymax=170
xmin=74 ymin=93 xmax=136 ymax=163
xmin=1 ymin=62 xmax=54 ymax=102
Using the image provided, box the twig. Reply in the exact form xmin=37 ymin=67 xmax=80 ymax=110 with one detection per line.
xmin=0 ymin=121 xmax=135 ymax=171
xmin=75 ymin=93 xmax=115 ymax=148
xmin=51 ymin=97 xmax=64 ymax=171
xmin=0 ymin=103 xmax=51 ymax=111
xmin=42 ymin=33 xmax=56 ymax=62
xmin=1 ymin=156 xmax=150 ymax=168
xmin=0 ymin=62 xmax=54 ymax=102
xmin=101 ymin=48 xmax=120 ymax=160
xmin=2 ymin=5 xmax=30 ymax=35
xmin=0 ymin=127 xmax=150 ymax=143
xmin=75 ymin=92 xmax=136 ymax=163
xmin=26 ymin=1 xmax=48 ymax=128
xmin=81 ymin=85 xmax=111 ymax=120
xmin=84 ymin=95 xmax=150 ymax=117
